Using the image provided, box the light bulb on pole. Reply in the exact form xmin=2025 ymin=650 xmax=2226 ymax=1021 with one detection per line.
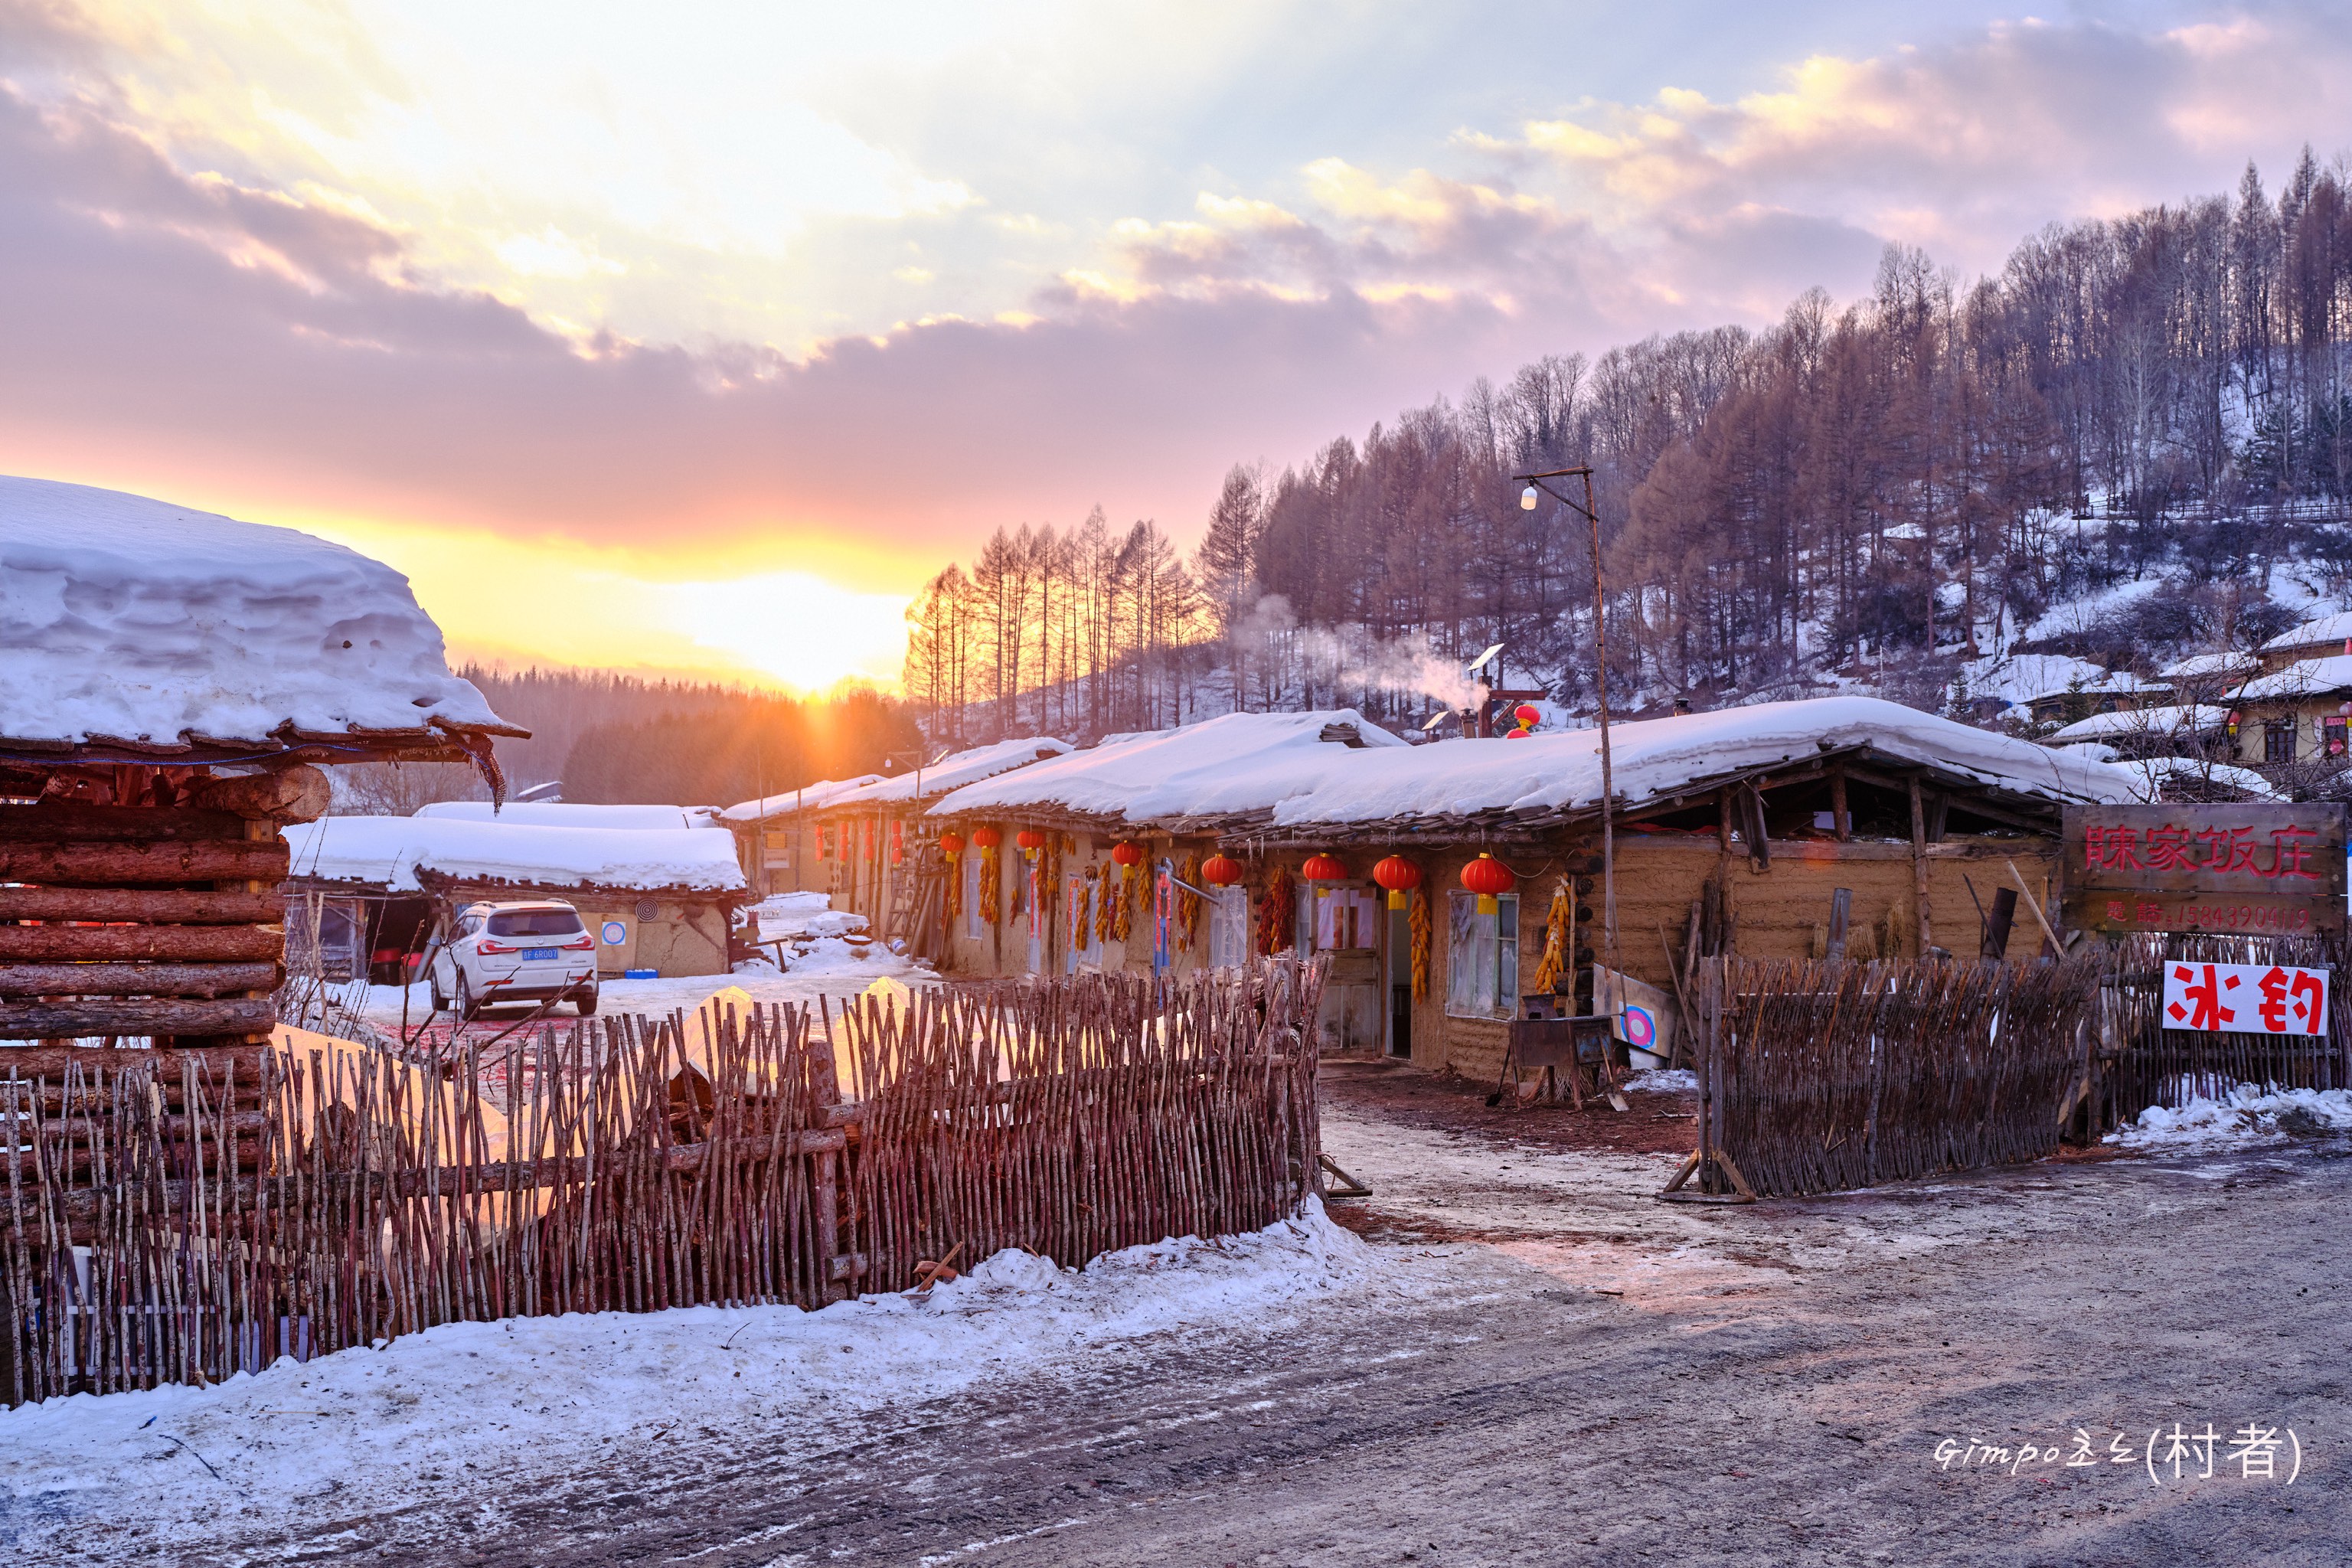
xmin=1520 ymin=484 xmax=1539 ymax=511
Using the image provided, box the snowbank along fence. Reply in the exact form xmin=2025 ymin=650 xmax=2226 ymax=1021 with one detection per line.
xmin=2089 ymin=931 xmax=2350 ymax=1125
xmin=0 ymin=959 xmax=1325 ymax=1405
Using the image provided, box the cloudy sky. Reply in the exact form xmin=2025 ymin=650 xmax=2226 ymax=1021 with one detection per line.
xmin=3 ymin=1 xmax=2347 ymax=689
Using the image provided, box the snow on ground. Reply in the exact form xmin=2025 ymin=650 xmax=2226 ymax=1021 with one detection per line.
xmin=1621 ymin=1068 xmax=1697 ymax=1093
xmin=285 ymin=815 xmax=746 ymax=893
xmin=751 ymin=889 xmax=867 ymax=942
xmin=0 ymin=1206 xmax=1384 ymax=1559
xmin=2105 ymin=1086 xmax=2352 ymax=1154
xmin=0 ymin=475 xmax=506 ymax=746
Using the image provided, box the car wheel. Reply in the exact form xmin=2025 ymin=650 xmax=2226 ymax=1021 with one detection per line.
xmin=429 ymin=970 xmax=449 ymax=1013
xmin=455 ymin=972 xmax=481 ymax=1022
xmin=575 ymin=985 xmax=599 ymax=1017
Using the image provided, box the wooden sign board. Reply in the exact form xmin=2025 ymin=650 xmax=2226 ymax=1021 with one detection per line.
xmin=2060 ymin=803 xmax=2349 ymax=934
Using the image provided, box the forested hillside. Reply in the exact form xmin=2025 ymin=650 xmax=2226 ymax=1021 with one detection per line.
xmin=906 ymin=150 xmax=2352 ymax=741
xmin=331 ymin=668 xmax=920 ymax=812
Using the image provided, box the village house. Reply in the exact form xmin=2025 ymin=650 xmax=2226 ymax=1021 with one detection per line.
xmin=2228 ymin=652 xmax=2352 ymax=770
xmin=920 ymin=699 xmax=2135 ymax=1082
xmin=0 ymin=475 xmax=524 ymax=1047
xmin=281 ymin=814 xmax=749 ymax=981
xmin=720 ymin=738 xmax=1071 ymax=952
xmin=2255 ymin=609 xmax=2352 ymax=671
xmin=719 ymin=773 xmax=885 ymax=896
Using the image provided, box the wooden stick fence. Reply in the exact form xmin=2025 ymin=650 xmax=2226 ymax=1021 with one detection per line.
xmin=0 ymin=959 xmax=1325 ymax=1406
xmin=1688 ymin=956 xmax=2101 ymax=1198
xmin=2086 ymin=932 xmax=2350 ymax=1132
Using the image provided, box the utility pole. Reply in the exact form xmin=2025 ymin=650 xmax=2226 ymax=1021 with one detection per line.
xmin=1514 ymin=466 xmax=1615 ymax=982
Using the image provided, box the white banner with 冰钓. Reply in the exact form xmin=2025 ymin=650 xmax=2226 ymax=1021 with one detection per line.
xmin=2161 ymin=961 xmax=2330 ymax=1036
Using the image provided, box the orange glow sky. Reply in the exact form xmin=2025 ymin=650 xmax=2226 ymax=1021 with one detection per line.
xmin=3 ymin=3 xmax=2345 ymax=692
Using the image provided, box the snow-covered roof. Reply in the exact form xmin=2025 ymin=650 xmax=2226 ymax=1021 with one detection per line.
xmin=930 ymin=710 xmax=1410 ymax=825
xmin=2155 ymin=651 xmax=2259 ymax=682
xmin=1249 ymin=697 xmax=2132 ymax=831
xmin=2259 ymin=609 xmax=2352 ymax=654
xmin=0 ymin=475 xmax=519 ymax=760
xmin=2233 ymin=655 xmax=2352 ymax=701
xmin=284 ymin=816 xmax=747 ymax=894
xmin=2047 ymin=704 xmax=2226 ymax=744
xmin=931 ymin=697 xmax=2132 ymax=834
xmin=416 ymin=801 xmax=724 ymax=830
xmin=818 ymin=737 xmax=1074 ymax=812
xmin=720 ymin=773 xmax=886 ymax=826
xmin=2115 ymin=757 xmax=2284 ymax=802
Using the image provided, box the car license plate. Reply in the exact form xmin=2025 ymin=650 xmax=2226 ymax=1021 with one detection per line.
xmin=524 ymin=947 xmax=559 ymax=961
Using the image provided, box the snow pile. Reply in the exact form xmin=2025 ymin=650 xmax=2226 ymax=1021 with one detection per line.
xmin=0 ymin=1205 xmax=1376 ymax=1558
xmin=2046 ymin=704 xmax=2225 ymax=744
xmin=1958 ymin=652 xmax=2157 ymax=709
xmin=416 ymin=801 xmax=724 ymax=829
xmin=2157 ymin=650 xmax=2259 ymax=682
xmin=2108 ymin=1086 xmax=2352 ymax=1153
xmin=815 ymin=737 xmax=1073 ymax=811
xmin=1622 ymin=1068 xmax=1698 ymax=1093
xmin=286 ymin=815 xmax=747 ymax=893
xmin=0 ymin=475 xmax=509 ymax=746
xmin=932 ymin=708 xmax=1409 ymax=823
xmin=720 ymin=773 xmax=885 ymax=825
xmin=752 ymin=891 xmax=866 ymax=943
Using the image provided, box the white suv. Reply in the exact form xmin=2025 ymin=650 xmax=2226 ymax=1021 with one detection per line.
xmin=427 ymin=900 xmax=599 ymax=1019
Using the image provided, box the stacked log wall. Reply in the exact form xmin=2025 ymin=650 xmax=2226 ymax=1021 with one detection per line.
xmin=0 ymin=800 xmax=289 ymax=1044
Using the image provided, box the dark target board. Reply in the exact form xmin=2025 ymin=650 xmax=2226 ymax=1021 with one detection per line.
xmin=2059 ymin=803 xmax=2348 ymax=935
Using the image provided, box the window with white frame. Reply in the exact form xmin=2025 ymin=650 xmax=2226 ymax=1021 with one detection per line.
xmin=1445 ymin=890 xmax=1519 ymax=1019
xmin=1207 ymin=886 xmax=1250 ymax=971
xmin=962 ymin=853 xmax=984 ymax=940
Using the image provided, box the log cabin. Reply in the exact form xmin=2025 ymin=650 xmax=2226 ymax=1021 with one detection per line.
xmin=0 ymin=476 xmax=524 ymax=1057
xmin=917 ymin=698 xmax=2140 ymax=1080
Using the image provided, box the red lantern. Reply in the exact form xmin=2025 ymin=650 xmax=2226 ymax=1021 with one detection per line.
xmin=1200 ymin=854 xmax=1243 ymax=887
xmin=1461 ymin=851 xmax=1516 ymax=914
xmin=1300 ymin=853 xmax=1346 ymax=883
xmin=938 ymin=831 xmax=965 ymax=859
xmin=1016 ymin=827 xmax=1047 ymax=860
xmin=1503 ymin=727 xmax=1530 ymax=740
xmin=972 ymin=825 xmax=1002 ymax=854
xmin=1372 ymin=854 xmax=1422 ymax=910
xmin=1514 ymin=704 xmax=1540 ymax=727
xmin=1110 ymin=840 xmax=1146 ymax=867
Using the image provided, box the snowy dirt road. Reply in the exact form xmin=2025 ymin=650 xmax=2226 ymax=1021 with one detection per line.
xmin=9 ymin=1064 xmax=2347 ymax=1566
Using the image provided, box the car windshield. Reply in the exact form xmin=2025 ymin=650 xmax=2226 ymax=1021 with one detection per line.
xmin=487 ymin=910 xmax=584 ymax=938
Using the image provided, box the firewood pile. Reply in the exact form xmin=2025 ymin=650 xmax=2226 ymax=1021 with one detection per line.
xmin=0 ymin=957 xmax=1327 ymax=1404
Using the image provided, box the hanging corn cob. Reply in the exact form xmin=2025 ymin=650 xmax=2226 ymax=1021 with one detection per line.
xmin=1409 ymin=883 xmax=1431 ymax=1001
xmin=1530 ymin=879 xmax=1573 ymax=994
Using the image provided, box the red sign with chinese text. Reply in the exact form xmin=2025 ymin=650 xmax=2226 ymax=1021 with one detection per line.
xmin=2061 ymin=805 xmax=2347 ymax=934
xmin=2161 ymin=962 xmax=2330 ymax=1036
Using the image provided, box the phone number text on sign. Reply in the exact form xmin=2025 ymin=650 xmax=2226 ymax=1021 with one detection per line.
xmin=2161 ymin=962 xmax=2329 ymax=1035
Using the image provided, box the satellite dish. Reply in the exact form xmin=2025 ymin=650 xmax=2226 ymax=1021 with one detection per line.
xmin=1466 ymin=642 xmax=1506 ymax=676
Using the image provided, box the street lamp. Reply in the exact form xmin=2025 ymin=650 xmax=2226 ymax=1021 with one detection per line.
xmin=1512 ymin=465 xmax=1615 ymax=985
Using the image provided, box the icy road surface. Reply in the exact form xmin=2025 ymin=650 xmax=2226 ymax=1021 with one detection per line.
xmin=1 ymin=1067 xmax=2344 ymax=1565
